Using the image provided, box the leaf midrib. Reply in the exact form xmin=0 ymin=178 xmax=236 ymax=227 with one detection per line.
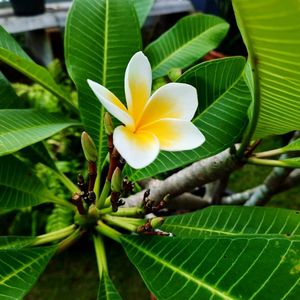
xmin=147 ymin=21 xmax=228 ymax=74
xmin=123 ymin=237 xmax=235 ymax=300
xmin=0 ymin=248 xmax=54 ymax=285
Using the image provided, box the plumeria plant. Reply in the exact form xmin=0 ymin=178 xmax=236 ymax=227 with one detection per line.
xmin=0 ymin=0 xmax=300 ymax=299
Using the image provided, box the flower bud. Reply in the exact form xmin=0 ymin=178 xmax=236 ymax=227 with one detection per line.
xmin=168 ymin=68 xmax=182 ymax=82
xmin=104 ymin=112 xmax=114 ymax=135
xmin=150 ymin=217 xmax=164 ymax=229
xmin=111 ymin=167 xmax=122 ymax=193
xmin=81 ymin=131 xmax=97 ymax=162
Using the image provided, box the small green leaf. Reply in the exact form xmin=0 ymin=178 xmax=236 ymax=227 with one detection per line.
xmin=19 ymin=142 xmax=58 ymax=171
xmin=132 ymin=0 xmax=154 ymax=26
xmin=0 ymin=109 xmax=80 ymax=156
xmin=145 ymin=14 xmax=229 ymax=79
xmin=65 ymin=0 xmax=141 ymax=170
xmin=0 ymin=246 xmax=56 ymax=299
xmin=126 ymin=57 xmax=251 ymax=181
xmin=0 ymin=72 xmax=21 ymax=109
xmin=0 ymin=27 xmax=73 ymax=109
xmin=46 ymin=205 xmax=74 ymax=233
xmin=0 ymin=155 xmax=53 ymax=208
xmin=98 ymin=273 xmax=122 ymax=300
xmin=281 ymin=139 xmax=300 ymax=153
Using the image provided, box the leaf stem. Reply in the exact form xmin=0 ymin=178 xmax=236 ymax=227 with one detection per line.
xmin=111 ymin=207 xmax=144 ymax=217
xmin=95 ymin=221 xmax=122 ymax=243
xmin=46 ymin=194 xmax=76 ymax=211
xmin=254 ymin=148 xmax=283 ymax=158
xmin=93 ymin=234 xmax=108 ymax=279
xmin=247 ymin=157 xmax=287 ymax=167
xmin=58 ymin=228 xmax=82 ymax=252
xmin=97 ymin=179 xmax=111 ymax=209
xmin=32 ymin=224 xmax=76 ymax=246
xmin=102 ymin=215 xmax=138 ymax=232
xmin=55 ymin=171 xmax=80 ymax=193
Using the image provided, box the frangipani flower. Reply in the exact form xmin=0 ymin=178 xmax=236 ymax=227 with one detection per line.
xmin=87 ymin=52 xmax=205 ymax=169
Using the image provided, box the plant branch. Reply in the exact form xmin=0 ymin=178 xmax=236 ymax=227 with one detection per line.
xmin=123 ymin=149 xmax=242 ymax=207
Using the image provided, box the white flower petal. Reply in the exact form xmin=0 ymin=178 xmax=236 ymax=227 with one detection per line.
xmin=141 ymin=118 xmax=205 ymax=151
xmin=138 ymin=83 xmax=198 ymax=127
xmin=87 ymin=79 xmax=134 ymax=128
xmin=125 ymin=52 xmax=152 ymax=123
xmin=113 ymin=125 xmax=159 ymax=169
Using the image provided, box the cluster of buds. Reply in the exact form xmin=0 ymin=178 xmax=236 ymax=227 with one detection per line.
xmin=137 ymin=217 xmax=170 ymax=236
xmin=143 ymin=190 xmax=168 ymax=214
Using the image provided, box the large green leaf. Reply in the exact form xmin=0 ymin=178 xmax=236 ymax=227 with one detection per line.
xmin=123 ymin=236 xmax=299 ymax=300
xmin=132 ymin=0 xmax=154 ymax=26
xmin=0 ymin=72 xmax=21 ymax=109
xmin=145 ymin=14 xmax=229 ymax=79
xmin=0 ymin=155 xmax=54 ymax=208
xmin=122 ymin=206 xmax=300 ymax=300
xmin=126 ymin=57 xmax=251 ymax=181
xmin=0 ymin=27 xmax=73 ymax=109
xmin=65 ymin=0 xmax=141 ymax=169
xmin=0 ymin=237 xmax=35 ymax=250
xmin=0 ymin=109 xmax=80 ymax=156
xmin=0 ymin=246 xmax=56 ymax=299
xmin=98 ymin=273 xmax=122 ymax=300
xmin=162 ymin=206 xmax=300 ymax=237
xmin=232 ymin=0 xmax=300 ymax=138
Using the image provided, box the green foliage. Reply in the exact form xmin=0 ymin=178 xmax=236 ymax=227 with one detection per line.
xmin=0 ymin=27 xmax=74 ymax=109
xmin=0 ymin=155 xmax=55 ymax=209
xmin=65 ymin=0 xmax=142 ymax=169
xmin=0 ymin=109 xmax=80 ymax=156
xmin=145 ymin=14 xmax=229 ymax=79
xmin=0 ymin=246 xmax=56 ymax=300
xmin=126 ymin=57 xmax=251 ymax=180
xmin=132 ymin=0 xmax=154 ymax=26
xmin=46 ymin=205 xmax=74 ymax=233
xmin=233 ymin=0 xmax=300 ymax=139
xmin=123 ymin=206 xmax=300 ymax=300
xmin=98 ymin=273 xmax=122 ymax=300
xmin=0 ymin=236 xmax=35 ymax=249
xmin=0 ymin=72 xmax=21 ymax=109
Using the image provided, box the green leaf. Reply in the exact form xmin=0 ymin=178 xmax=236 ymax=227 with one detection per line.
xmin=0 ymin=246 xmax=56 ymax=299
xmin=19 ymin=142 xmax=57 ymax=171
xmin=145 ymin=14 xmax=229 ymax=79
xmin=280 ymin=157 xmax=300 ymax=168
xmin=123 ymin=236 xmax=300 ymax=300
xmin=65 ymin=0 xmax=141 ymax=169
xmin=0 ymin=27 xmax=74 ymax=109
xmin=0 ymin=155 xmax=54 ymax=208
xmin=46 ymin=205 xmax=74 ymax=233
xmin=281 ymin=138 xmax=300 ymax=153
xmin=0 ymin=72 xmax=21 ymax=109
xmin=162 ymin=206 xmax=300 ymax=237
xmin=122 ymin=206 xmax=300 ymax=300
xmin=232 ymin=0 xmax=300 ymax=138
xmin=98 ymin=273 xmax=122 ymax=300
xmin=132 ymin=0 xmax=154 ymax=26
xmin=0 ymin=237 xmax=35 ymax=250
xmin=126 ymin=57 xmax=251 ymax=181
xmin=0 ymin=109 xmax=80 ymax=156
